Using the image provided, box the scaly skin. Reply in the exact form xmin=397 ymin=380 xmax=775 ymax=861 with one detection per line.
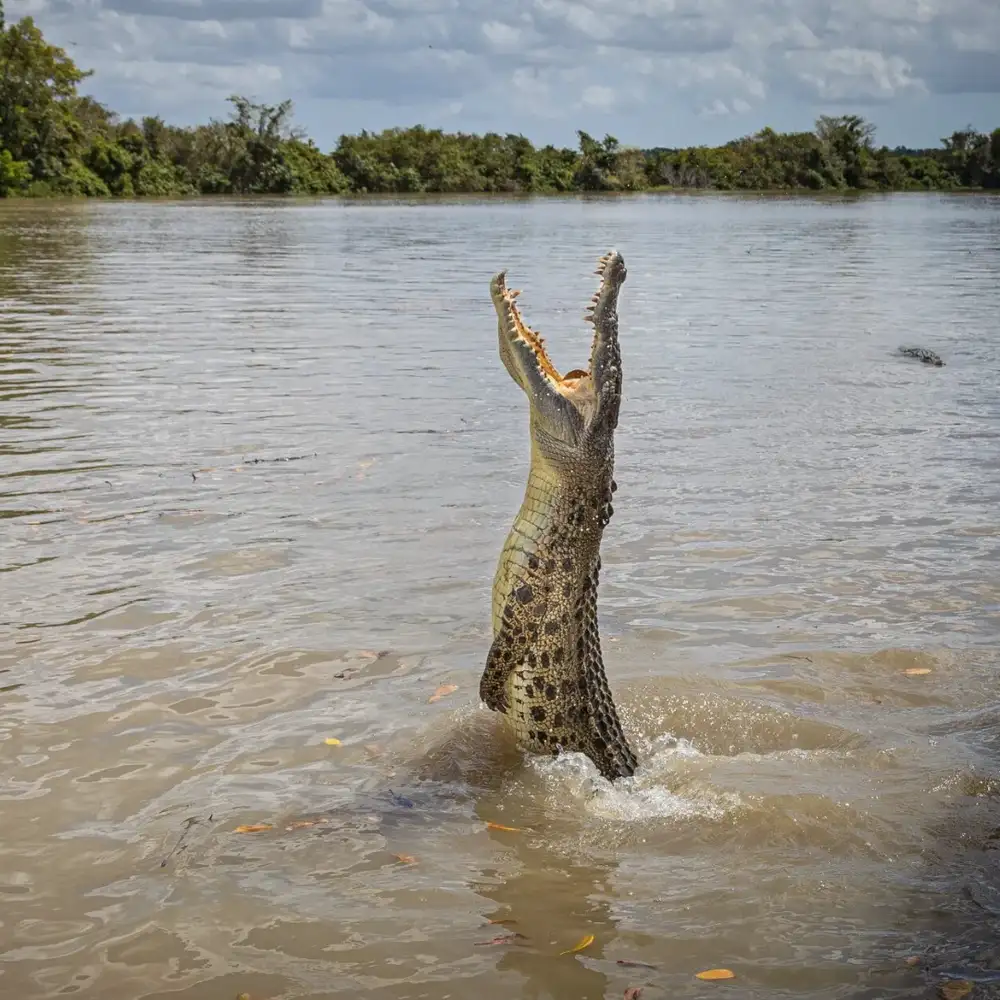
xmin=479 ymin=250 xmax=639 ymax=782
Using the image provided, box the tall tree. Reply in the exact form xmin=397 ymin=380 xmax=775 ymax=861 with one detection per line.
xmin=0 ymin=15 xmax=90 ymax=178
xmin=815 ymin=114 xmax=876 ymax=187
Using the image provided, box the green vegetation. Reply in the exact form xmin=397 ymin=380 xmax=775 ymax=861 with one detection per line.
xmin=2 ymin=7 xmax=999 ymax=199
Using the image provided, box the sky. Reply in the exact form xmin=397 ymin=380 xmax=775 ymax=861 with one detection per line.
xmin=8 ymin=0 xmax=1000 ymax=152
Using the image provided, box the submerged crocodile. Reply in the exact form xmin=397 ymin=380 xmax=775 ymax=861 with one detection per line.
xmin=479 ymin=250 xmax=638 ymax=782
xmin=898 ymin=346 xmax=945 ymax=366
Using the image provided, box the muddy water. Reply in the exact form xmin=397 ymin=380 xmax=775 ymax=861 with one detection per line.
xmin=1 ymin=193 xmax=1000 ymax=1000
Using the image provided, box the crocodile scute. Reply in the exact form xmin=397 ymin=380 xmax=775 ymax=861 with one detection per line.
xmin=479 ymin=250 xmax=638 ymax=782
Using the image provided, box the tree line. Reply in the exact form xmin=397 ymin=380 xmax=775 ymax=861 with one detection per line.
xmin=2 ymin=8 xmax=999 ymax=199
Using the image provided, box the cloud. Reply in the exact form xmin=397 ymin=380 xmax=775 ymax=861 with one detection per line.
xmin=580 ymin=84 xmax=616 ymax=110
xmin=102 ymin=0 xmax=324 ymax=20
xmin=6 ymin=0 xmax=998 ymax=148
xmin=783 ymin=47 xmax=925 ymax=102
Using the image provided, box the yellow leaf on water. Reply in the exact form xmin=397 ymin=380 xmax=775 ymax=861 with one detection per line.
xmin=233 ymin=823 xmax=273 ymax=834
xmin=939 ymin=981 xmax=973 ymax=1000
xmin=903 ymin=668 xmax=932 ymax=676
xmin=560 ymin=934 xmax=595 ymax=955
xmin=393 ymin=853 xmax=417 ymax=864
xmin=486 ymin=822 xmax=523 ymax=833
xmin=428 ymin=684 xmax=458 ymax=703
xmin=323 ymin=737 xmax=342 ymax=746
xmin=696 ymin=969 xmax=735 ymax=981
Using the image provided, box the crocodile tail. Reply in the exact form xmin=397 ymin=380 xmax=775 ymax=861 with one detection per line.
xmin=586 ymin=722 xmax=638 ymax=781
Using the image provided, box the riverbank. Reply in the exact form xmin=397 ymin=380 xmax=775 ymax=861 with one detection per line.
xmin=2 ymin=186 xmax=997 ymax=207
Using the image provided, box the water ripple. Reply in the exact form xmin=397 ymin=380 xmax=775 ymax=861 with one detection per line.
xmin=1 ymin=193 xmax=999 ymax=1000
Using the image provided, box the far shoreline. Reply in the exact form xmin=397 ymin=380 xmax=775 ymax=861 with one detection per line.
xmin=2 ymin=187 xmax=996 ymax=209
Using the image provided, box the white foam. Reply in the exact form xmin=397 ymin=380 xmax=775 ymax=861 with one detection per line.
xmin=586 ymin=782 xmax=726 ymax=822
xmin=528 ymin=736 xmax=739 ymax=823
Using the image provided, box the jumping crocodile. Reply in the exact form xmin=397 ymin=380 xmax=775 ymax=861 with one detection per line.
xmin=898 ymin=346 xmax=944 ymax=366
xmin=479 ymin=250 xmax=639 ymax=782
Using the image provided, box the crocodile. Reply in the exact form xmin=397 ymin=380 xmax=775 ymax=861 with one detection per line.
xmin=479 ymin=250 xmax=639 ymax=782
xmin=898 ymin=346 xmax=945 ymax=366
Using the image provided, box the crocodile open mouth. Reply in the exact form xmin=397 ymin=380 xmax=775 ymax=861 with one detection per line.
xmin=491 ymin=251 xmax=623 ymax=389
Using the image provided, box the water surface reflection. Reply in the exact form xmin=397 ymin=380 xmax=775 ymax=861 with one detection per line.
xmin=1 ymin=193 xmax=999 ymax=999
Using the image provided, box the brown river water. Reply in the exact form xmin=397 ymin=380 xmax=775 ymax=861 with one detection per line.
xmin=2 ymin=193 xmax=1000 ymax=1000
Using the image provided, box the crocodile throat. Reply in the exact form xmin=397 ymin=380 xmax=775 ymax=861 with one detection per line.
xmin=479 ymin=251 xmax=638 ymax=782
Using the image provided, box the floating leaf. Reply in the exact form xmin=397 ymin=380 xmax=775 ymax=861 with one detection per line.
xmin=488 ymin=918 xmax=518 ymax=926
xmin=617 ymin=960 xmax=658 ymax=970
xmin=236 ymin=993 xmax=251 ymax=1000
xmin=904 ymin=956 xmax=921 ymax=967
xmin=233 ymin=823 xmax=272 ymax=834
xmin=429 ymin=684 xmax=459 ymax=703
xmin=323 ymin=737 xmax=342 ymax=746
xmin=939 ymin=981 xmax=973 ymax=1000
xmin=560 ymin=934 xmax=595 ymax=956
xmin=903 ymin=668 xmax=932 ymax=676
xmin=486 ymin=822 xmax=523 ymax=833
xmin=393 ymin=853 xmax=417 ymax=864
xmin=696 ymin=969 xmax=735 ymax=981
xmin=624 ymin=989 xmax=644 ymax=1000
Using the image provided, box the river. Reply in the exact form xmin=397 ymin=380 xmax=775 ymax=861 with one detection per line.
xmin=1 ymin=192 xmax=999 ymax=1000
